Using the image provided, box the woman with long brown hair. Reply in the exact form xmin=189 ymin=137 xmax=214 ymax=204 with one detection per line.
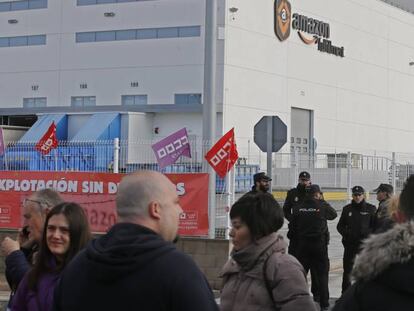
xmin=12 ymin=202 xmax=91 ymax=311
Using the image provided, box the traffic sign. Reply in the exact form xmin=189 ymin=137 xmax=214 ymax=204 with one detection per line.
xmin=254 ymin=116 xmax=287 ymax=152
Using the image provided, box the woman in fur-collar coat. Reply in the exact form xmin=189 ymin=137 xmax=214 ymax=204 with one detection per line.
xmin=334 ymin=176 xmax=414 ymax=311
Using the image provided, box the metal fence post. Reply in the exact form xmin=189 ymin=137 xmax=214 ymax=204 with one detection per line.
xmin=334 ymin=151 xmax=337 ymax=188
xmin=293 ymin=149 xmax=299 ymax=187
xmin=225 ymin=166 xmax=236 ymax=239
xmin=113 ymin=138 xmax=120 ymax=174
xmin=347 ymin=151 xmax=352 ymax=199
xmin=391 ymin=152 xmax=396 ymax=191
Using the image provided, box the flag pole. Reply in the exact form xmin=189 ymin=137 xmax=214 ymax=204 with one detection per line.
xmin=4 ymin=152 xmax=8 ymax=171
xmin=203 ymin=0 xmax=218 ymax=239
xmin=54 ymin=148 xmax=58 ymax=171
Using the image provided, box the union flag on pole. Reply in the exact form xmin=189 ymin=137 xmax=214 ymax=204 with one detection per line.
xmin=0 ymin=127 xmax=5 ymax=156
xmin=35 ymin=122 xmax=58 ymax=155
xmin=205 ymin=128 xmax=239 ymax=178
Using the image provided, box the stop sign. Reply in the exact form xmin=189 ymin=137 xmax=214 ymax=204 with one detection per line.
xmin=254 ymin=116 xmax=287 ymax=152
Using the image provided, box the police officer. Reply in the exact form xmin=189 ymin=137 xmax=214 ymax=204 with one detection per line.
xmin=293 ymin=184 xmax=337 ymax=311
xmin=337 ymin=185 xmax=376 ymax=293
xmin=373 ymin=183 xmax=394 ymax=233
xmin=283 ymin=171 xmax=311 ymax=255
xmin=283 ymin=171 xmax=321 ymax=301
xmin=246 ymin=172 xmax=272 ymax=195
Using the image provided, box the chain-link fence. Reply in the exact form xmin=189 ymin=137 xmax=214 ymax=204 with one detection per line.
xmin=0 ymin=138 xmax=412 ymax=238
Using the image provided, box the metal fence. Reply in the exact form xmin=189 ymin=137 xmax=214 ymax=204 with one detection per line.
xmin=1 ymin=138 xmax=413 ymax=238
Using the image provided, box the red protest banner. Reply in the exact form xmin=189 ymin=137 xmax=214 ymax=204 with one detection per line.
xmin=35 ymin=122 xmax=58 ymax=155
xmin=205 ymin=128 xmax=239 ymax=178
xmin=0 ymin=171 xmax=209 ymax=236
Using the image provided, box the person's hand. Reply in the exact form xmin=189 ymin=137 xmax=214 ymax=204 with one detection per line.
xmin=18 ymin=226 xmax=30 ymax=245
xmin=1 ymin=237 xmax=20 ymax=256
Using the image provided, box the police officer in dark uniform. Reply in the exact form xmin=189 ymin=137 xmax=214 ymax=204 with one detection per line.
xmin=283 ymin=171 xmax=311 ymax=255
xmin=337 ymin=185 xmax=376 ymax=293
xmin=283 ymin=171 xmax=321 ymax=301
xmin=293 ymin=184 xmax=337 ymax=311
xmin=245 ymin=172 xmax=272 ymax=195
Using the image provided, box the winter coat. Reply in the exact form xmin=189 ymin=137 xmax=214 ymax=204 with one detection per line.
xmin=220 ymin=233 xmax=317 ymax=311
xmin=283 ymin=184 xmax=307 ymax=222
xmin=333 ymin=221 xmax=414 ymax=311
xmin=374 ymin=199 xmax=395 ymax=233
xmin=293 ymin=198 xmax=337 ymax=240
xmin=11 ymin=262 xmax=60 ymax=311
xmin=5 ymin=248 xmax=33 ymax=290
xmin=283 ymin=185 xmax=307 ymax=240
xmin=6 ymin=244 xmax=38 ymax=309
xmin=53 ymin=223 xmax=218 ymax=311
xmin=337 ymin=200 xmax=376 ymax=246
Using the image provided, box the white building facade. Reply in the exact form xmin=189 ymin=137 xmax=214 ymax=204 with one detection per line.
xmin=0 ymin=0 xmax=414 ymax=158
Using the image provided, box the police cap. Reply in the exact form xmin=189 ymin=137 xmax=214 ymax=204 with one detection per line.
xmin=254 ymin=172 xmax=272 ymax=183
xmin=352 ymin=186 xmax=365 ymax=195
xmin=307 ymin=184 xmax=322 ymax=194
xmin=299 ymin=171 xmax=311 ymax=180
xmin=373 ymin=183 xmax=393 ymax=194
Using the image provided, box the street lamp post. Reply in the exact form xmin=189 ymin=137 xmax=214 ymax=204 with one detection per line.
xmin=203 ymin=0 xmax=218 ymax=239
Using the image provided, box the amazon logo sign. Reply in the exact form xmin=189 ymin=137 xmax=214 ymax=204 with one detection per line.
xmin=274 ymin=0 xmax=345 ymax=57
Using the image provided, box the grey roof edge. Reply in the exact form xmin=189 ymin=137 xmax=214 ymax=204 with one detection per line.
xmin=380 ymin=0 xmax=414 ymax=14
xmin=0 ymin=104 xmax=220 ymax=116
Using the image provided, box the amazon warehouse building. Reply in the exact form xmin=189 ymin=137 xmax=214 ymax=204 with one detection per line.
xmin=0 ymin=0 xmax=414 ymax=191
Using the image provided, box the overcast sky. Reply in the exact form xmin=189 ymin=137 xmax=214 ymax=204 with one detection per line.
xmin=382 ymin=0 xmax=414 ymax=13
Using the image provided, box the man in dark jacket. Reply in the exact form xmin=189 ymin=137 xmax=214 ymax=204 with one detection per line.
xmin=245 ymin=172 xmax=272 ymax=195
xmin=0 ymin=188 xmax=62 ymax=308
xmin=333 ymin=175 xmax=414 ymax=311
xmin=337 ymin=185 xmax=376 ymax=293
xmin=53 ymin=171 xmax=219 ymax=311
xmin=283 ymin=171 xmax=320 ymax=300
xmin=294 ymin=184 xmax=337 ymax=311
xmin=283 ymin=171 xmax=311 ymax=256
xmin=373 ymin=183 xmax=394 ymax=233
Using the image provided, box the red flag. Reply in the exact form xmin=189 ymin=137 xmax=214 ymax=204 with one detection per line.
xmin=205 ymin=128 xmax=239 ymax=178
xmin=35 ymin=122 xmax=58 ymax=155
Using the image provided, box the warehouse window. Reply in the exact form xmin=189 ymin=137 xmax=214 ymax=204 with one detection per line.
xmin=0 ymin=35 xmax=46 ymax=48
xmin=76 ymin=26 xmax=200 ymax=43
xmin=174 ymin=94 xmax=202 ymax=105
xmin=121 ymin=95 xmax=148 ymax=106
xmin=178 ymin=26 xmax=200 ymax=37
xmin=23 ymin=97 xmax=47 ymax=108
xmin=0 ymin=0 xmax=47 ymax=12
xmin=96 ymin=31 xmax=116 ymax=42
xmin=116 ymin=29 xmax=136 ymax=40
xmin=78 ymin=0 xmax=155 ymax=5
xmin=71 ymin=96 xmax=96 ymax=107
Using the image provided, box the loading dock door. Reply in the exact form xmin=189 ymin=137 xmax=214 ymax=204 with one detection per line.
xmin=290 ymin=108 xmax=313 ymax=154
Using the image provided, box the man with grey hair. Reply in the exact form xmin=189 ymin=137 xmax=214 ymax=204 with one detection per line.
xmin=1 ymin=188 xmax=63 ymax=308
xmin=53 ymin=171 xmax=219 ymax=311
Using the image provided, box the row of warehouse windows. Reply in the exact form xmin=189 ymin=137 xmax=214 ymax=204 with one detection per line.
xmin=77 ymin=0 xmax=154 ymax=5
xmin=0 ymin=35 xmax=45 ymax=48
xmin=76 ymin=26 xmax=200 ymax=43
xmin=0 ymin=26 xmax=199 ymax=48
xmin=23 ymin=94 xmax=202 ymax=108
xmin=0 ymin=0 xmax=46 ymax=12
xmin=0 ymin=0 xmax=158 ymax=12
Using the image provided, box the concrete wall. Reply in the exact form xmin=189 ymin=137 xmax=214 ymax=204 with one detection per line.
xmin=0 ymin=230 xmax=231 ymax=293
xmin=175 ymin=237 xmax=230 ymax=290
